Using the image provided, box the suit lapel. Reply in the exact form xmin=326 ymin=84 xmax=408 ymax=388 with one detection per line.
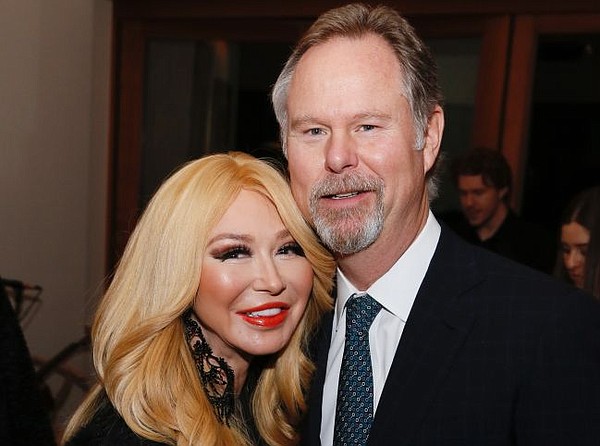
xmin=368 ymin=227 xmax=483 ymax=445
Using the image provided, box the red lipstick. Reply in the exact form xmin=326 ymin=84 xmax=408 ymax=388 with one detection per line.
xmin=238 ymin=302 xmax=290 ymax=328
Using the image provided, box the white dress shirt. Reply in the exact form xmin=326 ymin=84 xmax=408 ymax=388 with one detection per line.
xmin=320 ymin=211 xmax=441 ymax=445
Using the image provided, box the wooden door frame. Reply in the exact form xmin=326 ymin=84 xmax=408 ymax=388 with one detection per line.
xmin=109 ymin=18 xmax=311 ymax=267
xmin=409 ymin=15 xmax=512 ymax=151
xmin=109 ymin=13 xmax=511 ymax=266
xmin=502 ymin=13 xmax=600 ymax=210
xmin=108 ymin=2 xmax=600 ymax=268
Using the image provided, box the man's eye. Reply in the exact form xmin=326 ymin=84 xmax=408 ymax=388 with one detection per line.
xmin=214 ymin=246 xmax=251 ymax=261
xmin=308 ymin=128 xmax=323 ymax=136
xmin=277 ymin=242 xmax=305 ymax=257
xmin=360 ymin=124 xmax=376 ymax=131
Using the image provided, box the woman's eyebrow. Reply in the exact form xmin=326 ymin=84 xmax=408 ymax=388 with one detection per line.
xmin=207 ymin=233 xmax=252 ymax=245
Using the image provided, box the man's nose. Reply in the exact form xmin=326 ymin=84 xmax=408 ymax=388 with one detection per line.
xmin=324 ymin=131 xmax=358 ymax=173
xmin=461 ymin=194 xmax=474 ymax=208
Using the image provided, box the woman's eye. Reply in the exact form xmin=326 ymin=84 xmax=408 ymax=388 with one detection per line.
xmin=277 ymin=242 xmax=305 ymax=257
xmin=214 ymin=246 xmax=251 ymax=261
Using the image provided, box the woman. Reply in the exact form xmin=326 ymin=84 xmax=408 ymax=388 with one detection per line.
xmin=61 ymin=152 xmax=334 ymax=445
xmin=554 ymin=185 xmax=600 ymax=299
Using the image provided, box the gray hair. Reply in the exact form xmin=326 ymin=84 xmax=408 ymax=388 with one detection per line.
xmin=271 ymin=3 xmax=444 ymax=199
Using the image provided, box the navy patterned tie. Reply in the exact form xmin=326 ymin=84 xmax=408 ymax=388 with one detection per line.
xmin=333 ymin=293 xmax=382 ymax=446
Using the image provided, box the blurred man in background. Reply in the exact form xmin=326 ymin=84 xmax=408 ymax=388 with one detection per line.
xmin=448 ymin=147 xmax=555 ymax=273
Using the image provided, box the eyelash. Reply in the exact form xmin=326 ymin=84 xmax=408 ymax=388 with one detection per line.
xmin=561 ymin=245 xmax=589 ymax=255
xmin=278 ymin=242 xmax=305 ymax=257
xmin=214 ymin=245 xmax=250 ymax=261
xmin=212 ymin=242 xmax=305 ymax=261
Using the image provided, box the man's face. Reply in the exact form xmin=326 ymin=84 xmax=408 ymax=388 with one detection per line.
xmin=457 ymin=175 xmax=507 ymax=228
xmin=284 ymin=34 xmax=441 ymax=255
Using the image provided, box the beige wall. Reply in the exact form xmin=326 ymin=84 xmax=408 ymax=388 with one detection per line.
xmin=0 ymin=0 xmax=111 ymax=391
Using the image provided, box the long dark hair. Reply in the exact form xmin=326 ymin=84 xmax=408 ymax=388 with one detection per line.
xmin=554 ymin=186 xmax=600 ymax=298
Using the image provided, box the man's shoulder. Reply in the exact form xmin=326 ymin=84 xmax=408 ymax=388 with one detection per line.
xmin=436 ymin=209 xmax=477 ymax=241
xmin=430 ymin=224 xmax=600 ymax=335
xmin=435 ymin=223 xmax=579 ymax=299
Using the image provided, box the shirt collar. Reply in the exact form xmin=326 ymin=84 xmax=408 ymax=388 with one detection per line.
xmin=335 ymin=210 xmax=441 ymax=325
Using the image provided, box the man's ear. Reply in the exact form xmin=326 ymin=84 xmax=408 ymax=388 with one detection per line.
xmin=423 ymin=105 xmax=444 ymax=175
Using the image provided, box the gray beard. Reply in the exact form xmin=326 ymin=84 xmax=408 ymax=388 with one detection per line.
xmin=308 ymin=173 xmax=384 ymax=255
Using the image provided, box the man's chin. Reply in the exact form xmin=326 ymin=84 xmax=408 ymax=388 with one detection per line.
xmin=314 ymin=216 xmax=382 ymax=255
xmin=320 ymin=231 xmax=378 ymax=256
xmin=465 ymin=215 xmax=481 ymax=227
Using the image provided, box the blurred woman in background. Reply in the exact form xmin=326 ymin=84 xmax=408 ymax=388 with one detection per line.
xmin=554 ymin=185 xmax=600 ymax=299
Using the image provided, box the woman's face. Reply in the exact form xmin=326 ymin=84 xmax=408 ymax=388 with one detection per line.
xmin=560 ymin=221 xmax=590 ymax=289
xmin=194 ymin=189 xmax=313 ymax=370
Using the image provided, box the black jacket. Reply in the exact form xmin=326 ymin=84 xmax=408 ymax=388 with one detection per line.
xmin=64 ymin=401 xmax=165 ymax=446
xmin=0 ymin=279 xmax=56 ymax=446
xmin=301 ymin=225 xmax=600 ymax=445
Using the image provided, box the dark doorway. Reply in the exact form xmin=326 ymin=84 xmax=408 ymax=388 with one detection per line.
xmin=521 ymin=34 xmax=600 ymax=234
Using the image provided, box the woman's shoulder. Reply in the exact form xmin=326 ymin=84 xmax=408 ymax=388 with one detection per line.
xmin=65 ymin=402 xmax=166 ymax=446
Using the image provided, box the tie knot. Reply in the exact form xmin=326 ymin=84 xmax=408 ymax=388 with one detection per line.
xmin=345 ymin=293 xmax=381 ymax=336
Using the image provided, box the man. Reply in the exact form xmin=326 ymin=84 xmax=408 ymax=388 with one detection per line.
xmin=446 ymin=147 xmax=555 ymax=273
xmin=271 ymin=3 xmax=600 ymax=445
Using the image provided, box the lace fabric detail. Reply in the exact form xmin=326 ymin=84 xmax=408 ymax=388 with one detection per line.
xmin=183 ymin=309 xmax=235 ymax=425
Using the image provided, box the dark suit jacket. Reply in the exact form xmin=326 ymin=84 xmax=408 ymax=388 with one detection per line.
xmin=302 ymin=225 xmax=600 ymax=445
xmin=0 ymin=280 xmax=56 ymax=446
xmin=64 ymin=399 xmax=166 ymax=446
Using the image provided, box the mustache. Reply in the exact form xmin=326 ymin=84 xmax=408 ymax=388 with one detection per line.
xmin=310 ymin=172 xmax=384 ymax=200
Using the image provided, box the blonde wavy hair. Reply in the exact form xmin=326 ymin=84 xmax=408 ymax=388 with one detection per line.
xmin=62 ymin=152 xmax=334 ymax=445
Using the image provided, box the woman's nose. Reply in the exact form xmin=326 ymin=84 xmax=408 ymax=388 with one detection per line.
xmin=564 ymin=250 xmax=583 ymax=269
xmin=253 ymin=258 xmax=285 ymax=295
